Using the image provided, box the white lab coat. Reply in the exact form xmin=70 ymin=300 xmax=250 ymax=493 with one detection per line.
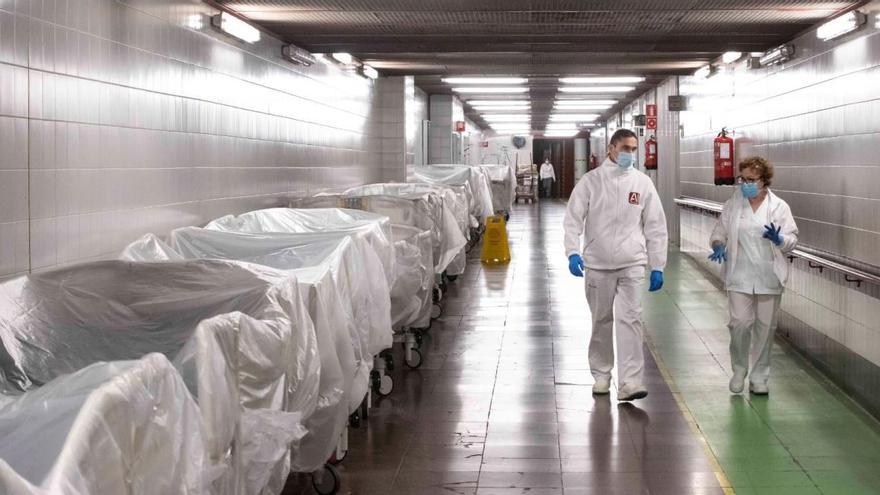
xmin=540 ymin=163 xmax=556 ymax=181
xmin=563 ymin=158 xmax=668 ymax=271
xmin=710 ymin=188 xmax=799 ymax=289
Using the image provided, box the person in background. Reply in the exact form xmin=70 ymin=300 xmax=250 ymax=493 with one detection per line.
xmin=709 ymin=156 xmax=798 ymax=395
xmin=539 ymin=158 xmax=556 ymax=199
xmin=563 ymin=128 xmax=668 ymax=401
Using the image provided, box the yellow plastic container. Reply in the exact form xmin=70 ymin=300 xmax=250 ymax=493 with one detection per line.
xmin=481 ymin=215 xmax=511 ymax=264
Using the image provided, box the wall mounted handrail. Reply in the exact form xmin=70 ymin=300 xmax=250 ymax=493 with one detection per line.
xmin=674 ymin=196 xmax=880 ymax=287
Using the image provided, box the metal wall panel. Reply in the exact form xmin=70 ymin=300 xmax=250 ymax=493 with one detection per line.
xmin=679 ymin=1 xmax=880 ymax=267
xmin=0 ymin=0 xmax=381 ymax=278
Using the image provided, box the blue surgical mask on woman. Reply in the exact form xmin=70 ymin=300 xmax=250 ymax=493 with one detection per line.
xmin=616 ymin=152 xmax=636 ymax=169
xmin=740 ymin=182 xmax=759 ymax=199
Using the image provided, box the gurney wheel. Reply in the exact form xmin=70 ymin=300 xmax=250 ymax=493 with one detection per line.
xmin=447 ymin=274 xmax=458 ymax=282
xmin=378 ymin=374 xmax=394 ymax=396
xmin=431 ymin=303 xmax=442 ymax=320
xmin=504 ymin=212 xmax=510 ymax=221
xmin=406 ymin=348 xmax=423 ymax=369
xmin=312 ymin=464 xmax=341 ymax=495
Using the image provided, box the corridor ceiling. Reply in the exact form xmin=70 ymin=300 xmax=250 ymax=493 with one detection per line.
xmin=217 ymin=0 xmax=862 ymax=130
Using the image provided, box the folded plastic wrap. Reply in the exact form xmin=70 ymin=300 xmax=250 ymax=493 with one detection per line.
xmin=480 ymin=164 xmax=517 ymax=212
xmin=205 ymin=208 xmax=394 ymax=288
xmin=389 ymin=225 xmax=433 ymax=329
xmin=0 ymin=259 xmax=321 ymax=493
xmin=338 ymin=184 xmax=469 ymax=273
xmin=0 ymin=354 xmax=206 ymax=495
xmin=411 ymin=165 xmax=495 ymax=227
xmin=121 ymin=230 xmax=386 ymax=473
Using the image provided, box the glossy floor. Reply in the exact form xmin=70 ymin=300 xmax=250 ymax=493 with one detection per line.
xmin=286 ymin=201 xmax=880 ymax=495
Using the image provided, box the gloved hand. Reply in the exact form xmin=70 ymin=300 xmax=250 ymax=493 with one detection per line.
xmin=568 ymin=254 xmax=584 ymax=277
xmin=763 ymin=223 xmax=783 ymax=246
xmin=649 ymin=270 xmax=664 ymax=292
xmin=708 ymin=244 xmax=727 ymax=263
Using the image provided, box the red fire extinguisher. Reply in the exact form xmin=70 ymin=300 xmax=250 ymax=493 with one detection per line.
xmin=714 ymin=128 xmax=735 ymax=185
xmin=644 ymin=135 xmax=658 ymax=170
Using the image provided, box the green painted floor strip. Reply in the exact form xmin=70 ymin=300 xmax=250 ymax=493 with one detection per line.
xmin=644 ymin=248 xmax=880 ymax=495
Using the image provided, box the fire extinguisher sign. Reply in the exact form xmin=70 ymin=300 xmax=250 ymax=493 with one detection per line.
xmin=646 ymin=105 xmax=657 ymax=129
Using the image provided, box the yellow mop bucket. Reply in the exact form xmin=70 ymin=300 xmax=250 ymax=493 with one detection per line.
xmin=481 ymin=215 xmax=511 ymax=264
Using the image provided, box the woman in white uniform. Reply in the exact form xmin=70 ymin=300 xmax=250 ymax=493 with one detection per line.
xmin=709 ymin=156 xmax=799 ymax=395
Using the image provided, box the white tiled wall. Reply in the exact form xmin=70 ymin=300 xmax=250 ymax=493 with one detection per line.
xmin=0 ymin=0 xmax=383 ymax=279
xmin=679 ymin=0 xmax=880 ymax=267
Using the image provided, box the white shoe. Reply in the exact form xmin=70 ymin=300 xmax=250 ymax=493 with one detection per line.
xmin=749 ymin=382 xmax=769 ymax=395
xmin=729 ymin=370 xmax=747 ymax=394
xmin=592 ymin=377 xmax=611 ymax=395
xmin=617 ymin=383 xmax=648 ymax=401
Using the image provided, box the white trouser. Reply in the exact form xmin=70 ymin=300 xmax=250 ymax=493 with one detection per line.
xmin=727 ymin=291 xmax=781 ymax=385
xmin=585 ymin=265 xmax=645 ymax=387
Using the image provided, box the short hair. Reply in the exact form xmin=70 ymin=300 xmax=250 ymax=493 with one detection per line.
xmin=738 ymin=156 xmax=774 ymax=187
xmin=610 ymin=128 xmax=638 ymax=145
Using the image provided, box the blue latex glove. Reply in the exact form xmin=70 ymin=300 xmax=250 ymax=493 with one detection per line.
xmin=568 ymin=254 xmax=584 ymax=277
xmin=708 ymin=244 xmax=727 ymax=263
xmin=649 ymin=270 xmax=663 ymax=292
xmin=763 ymin=223 xmax=783 ymax=246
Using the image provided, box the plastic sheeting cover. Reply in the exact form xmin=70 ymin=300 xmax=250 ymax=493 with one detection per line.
xmin=411 ymin=165 xmax=495 ymax=227
xmin=0 ymin=259 xmax=320 ymax=493
xmin=388 ymin=225 xmax=433 ymax=330
xmin=121 ymin=230 xmax=385 ymax=473
xmin=340 ymin=184 xmax=469 ymax=272
xmin=205 ymin=208 xmax=394 ymax=288
xmin=0 ymin=354 xmax=206 ymax=495
xmin=480 ymin=164 xmax=517 ymax=212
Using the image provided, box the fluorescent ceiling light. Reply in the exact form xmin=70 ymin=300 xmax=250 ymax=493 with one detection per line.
xmin=211 ymin=12 xmax=261 ymax=43
xmin=722 ymin=51 xmax=743 ymax=64
xmin=558 ymin=86 xmax=634 ymax=93
xmin=553 ymin=104 xmax=612 ymax=110
xmin=466 ymin=100 xmax=530 ymax=106
xmin=549 ymin=114 xmax=599 ymax=121
xmin=482 ymin=115 xmax=531 ymax=122
xmin=544 ymin=131 xmax=579 ymax=137
xmin=749 ymin=52 xmax=764 ymax=57
xmin=473 ymin=105 xmax=531 ymax=111
xmin=361 ymin=65 xmax=379 ymax=79
xmin=453 ymin=87 xmax=529 ymax=93
xmin=332 ymin=52 xmax=354 ymax=65
xmin=282 ymin=45 xmax=316 ymax=66
xmin=490 ymin=125 xmax=531 ymax=130
xmin=817 ymin=10 xmax=866 ymax=41
xmin=443 ymin=77 xmax=527 ymax=84
xmin=555 ymin=99 xmax=617 ymax=106
xmin=545 ymin=123 xmax=580 ymax=129
xmin=693 ymin=65 xmax=712 ymax=79
xmin=759 ymin=44 xmax=794 ymax=66
xmin=559 ymin=76 xmax=644 ymax=84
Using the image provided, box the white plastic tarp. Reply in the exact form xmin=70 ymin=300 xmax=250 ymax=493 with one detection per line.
xmin=0 ymin=260 xmax=320 ymax=493
xmin=341 ymin=184 xmax=469 ymax=271
xmin=411 ymin=165 xmax=495 ymax=227
xmin=121 ymin=230 xmax=383 ymax=473
xmin=206 ymin=208 xmax=394 ymax=288
xmin=389 ymin=225 xmax=433 ymax=329
xmin=480 ymin=164 xmax=516 ymax=212
xmin=0 ymin=354 xmax=206 ymax=495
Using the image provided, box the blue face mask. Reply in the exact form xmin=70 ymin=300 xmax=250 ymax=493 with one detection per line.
xmin=740 ymin=182 xmax=759 ymax=199
xmin=616 ymin=152 xmax=636 ymax=169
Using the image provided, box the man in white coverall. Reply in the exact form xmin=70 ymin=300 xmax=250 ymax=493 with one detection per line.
xmin=563 ymin=128 xmax=669 ymax=401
